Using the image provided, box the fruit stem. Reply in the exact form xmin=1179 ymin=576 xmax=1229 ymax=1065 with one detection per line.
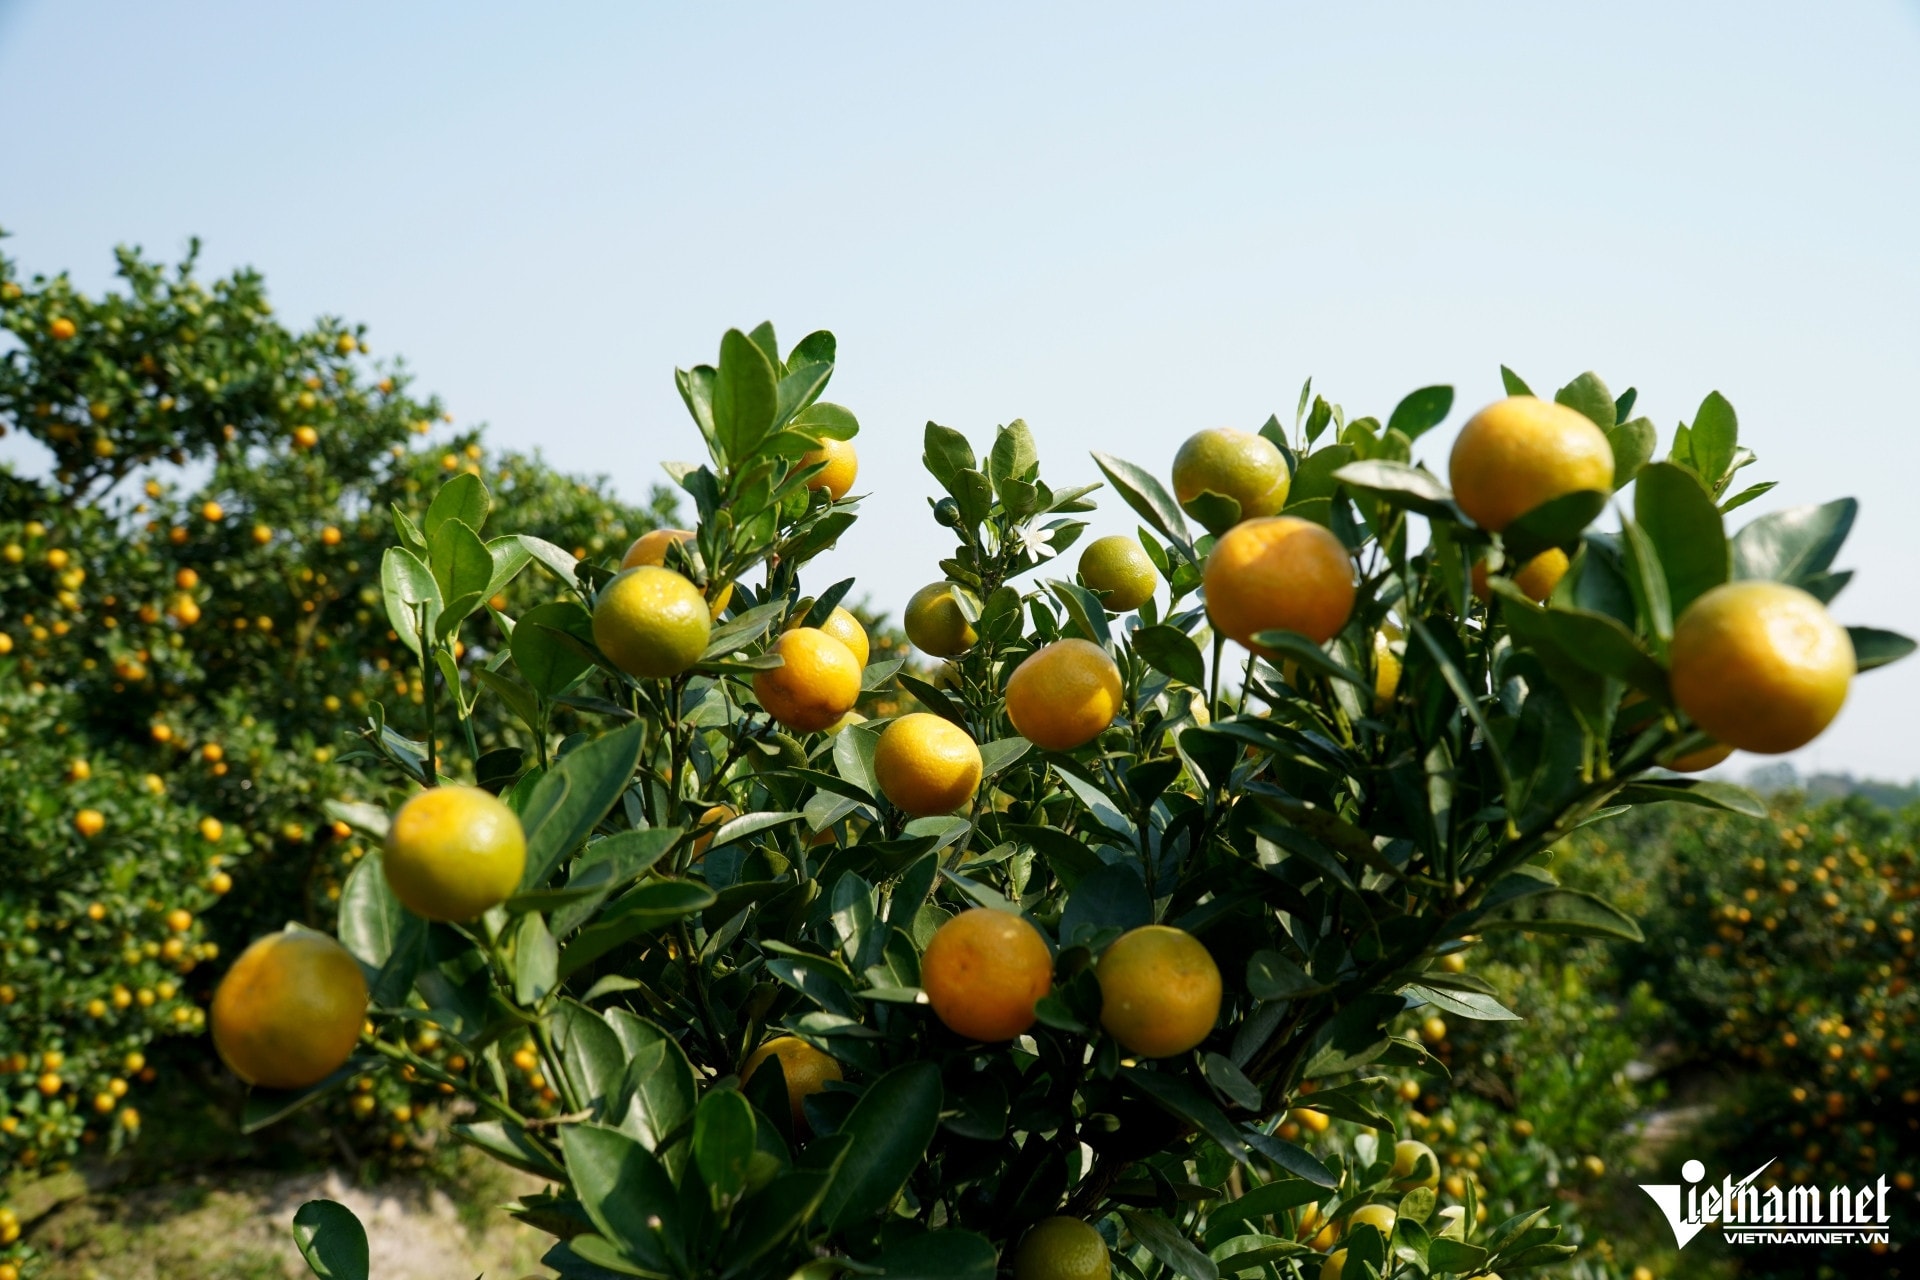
xmin=367 ymin=1037 xmax=537 ymax=1134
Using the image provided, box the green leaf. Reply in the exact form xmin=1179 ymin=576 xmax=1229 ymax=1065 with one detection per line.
xmin=474 ymin=667 xmax=541 ymax=734
xmin=713 ymin=328 xmax=780 ymax=460
xmin=512 ymin=601 xmax=597 ymax=696
xmin=1690 ymin=390 xmax=1738 ymax=489
xmin=1502 ymin=490 xmax=1608 ymax=561
xmin=1123 ymin=1211 xmax=1219 ymax=1280
xmin=1499 ymin=365 xmax=1533 ymax=397
xmin=1201 ymin=1053 xmax=1263 ymax=1111
xmin=1206 ymin=1178 xmax=1325 ymax=1230
xmin=1060 ymin=862 xmax=1151 ymax=947
xmin=559 ymin=1124 xmax=681 ymax=1276
xmin=1477 ymin=888 xmax=1644 ymax=941
xmin=1246 ymin=950 xmax=1327 ymax=1001
xmin=1091 ymin=451 xmax=1193 ymax=553
xmin=792 ymin=399 xmax=858 ymax=441
xmin=291 ymin=1200 xmax=369 ymax=1280
xmin=449 ymin=1120 xmax=565 ymax=1181
xmin=1634 ymin=462 xmax=1729 ymax=617
xmin=1553 ymin=371 xmax=1614 ymax=431
xmin=553 ymin=1001 xmax=627 ymax=1119
xmin=563 ymin=1233 xmax=660 ymax=1277
xmin=704 ymin=599 xmax=787 ymax=661
xmin=1719 ymin=480 xmax=1777 ymax=514
xmin=1402 ymin=982 xmax=1519 ymax=1022
xmin=1497 ymin=594 xmax=1668 ymax=699
xmin=606 ymin=1011 xmax=697 ymax=1155
xmin=820 ymin=1061 xmax=943 ymax=1230
xmin=1731 ymin=499 xmax=1856 ymax=586
xmin=520 ymin=721 xmax=646 ymax=889
xmin=1332 ymin=460 xmax=1457 ymax=521
xmin=1121 ymin=1068 xmax=1248 ymax=1164
xmin=1618 ymin=516 xmax=1673 ymax=645
xmin=514 ymin=533 xmax=583 ymax=587
xmin=1251 ymin=631 xmax=1369 ymax=689
xmin=484 ymin=534 xmax=533 ymax=598
xmin=1428 ymin=1238 xmax=1491 ymax=1273
xmin=1849 ymin=626 xmax=1915 ymax=673
xmin=1615 ymin=778 xmax=1768 ymax=817
xmin=676 ymin=364 xmax=717 ymax=445
xmin=423 ymin=471 xmax=489 ymax=541
xmin=429 ymin=517 xmax=493 ymax=614
xmin=559 ymin=879 xmax=717 ymax=977
xmin=513 ymin=911 xmax=559 ymax=1006
xmin=1285 ymin=444 xmax=1355 ymax=507
xmin=1605 ymin=418 xmax=1657 ymax=491
xmin=1048 ymin=579 xmax=1112 ymax=647
xmin=922 ymin=423 xmax=977 ymax=498
xmin=1386 ymin=385 xmax=1453 ymax=441
xmin=337 ymin=851 xmax=407 ymax=969
xmin=380 ymin=546 xmax=441 ymax=659
xmin=694 ymin=1089 xmax=756 ymax=1205
xmin=1134 ymin=624 xmax=1207 ymax=687
xmin=1300 ymin=995 xmax=1398 ymax=1076
xmin=988 ymin=419 xmax=1039 ymax=496
xmin=876 ymin=1229 xmax=1000 ymax=1280
xmin=978 ymin=737 xmax=1031 ymax=780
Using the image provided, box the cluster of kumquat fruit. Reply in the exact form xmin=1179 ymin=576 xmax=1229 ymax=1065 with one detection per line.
xmin=228 ymin=322 xmax=1902 ymax=1280
xmin=0 ymin=233 xmax=680 ymax=1272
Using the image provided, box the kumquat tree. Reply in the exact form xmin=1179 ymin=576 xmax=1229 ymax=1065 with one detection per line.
xmin=208 ymin=325 xmax=1909 ymax=1280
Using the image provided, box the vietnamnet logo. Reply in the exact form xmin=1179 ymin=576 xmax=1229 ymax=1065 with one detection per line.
xmin=1641 ymin=1157 xmax=1894 ymax=1247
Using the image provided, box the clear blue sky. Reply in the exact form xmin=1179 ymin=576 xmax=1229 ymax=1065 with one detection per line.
xmin=3 ymin=2 xmax=1916 ymax=779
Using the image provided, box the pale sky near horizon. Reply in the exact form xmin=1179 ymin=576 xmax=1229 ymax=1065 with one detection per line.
xmin=2 ymin=2 xmax=1917 ymax=779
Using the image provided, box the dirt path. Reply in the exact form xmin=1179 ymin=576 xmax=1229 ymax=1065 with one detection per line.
xmin=31 ymin=1164 xmax=553 ymax=1280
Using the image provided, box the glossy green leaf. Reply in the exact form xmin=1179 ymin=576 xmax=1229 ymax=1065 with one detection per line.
xmin=694 ymin=1088 xmax=756 ymax=1204
xmin=513 ymin=600 xmax=596 ymax=696
xmin=380 ymin=545 xmax=441 ymax=658
xmin=1552 ymin=371 xmax=1614 ymax=431
xmin=1849 ymin=626 xmax=1915 ymax=673
xmin=559 ymin=1124 xmax=681 ymax=1276
xmin=1502 ymin=489 xmax=1607 ymax=561
xmin=1477 ymin=888 xmax=1644 ymax=941
xmin=1634 ymin=462 xmax=1729 ymax=617
xmin=520 ymin=721 xmax=646 ymax=889
xmin=1386 ymin=385 xmax=1453 ymax=441
xmin=1124 ymin=1211 xmax=1219 ymax=1280
xmin=291 ymin=1200 xmax=369 ymax=1280
xmin=714 ymin=328 xmax=779 ymax=460
xmin=337 ymin=850 xmax=407 ymax=969
xmin=1091 ymin=451 xmax=1192 ymax=552
xmin=875 ymin=1229 xmax=1000 ymax=1280
xmin=1615 ymin=778 xmax=1768 ymax=817
xmin=423 ymin=471 xmax=489 ymax=541
xmin=1605 ymin=417 xmax=1657 ymax=491
xmin=1730 ymin=499 xmax=1856 ymax=586
xmin=1690 ymin=390 xmax=1738 ymax=489
xmin=1402 ymin=981 xmax=1519 ymax=1022
xmin=1332 ymin=460 xmax=1456 ymax=521
xmin=429 ymin=516 xmax=492 ymax=612
xmin=1133 ymin=623 xmax=1207 ymax=687
xmin=819 ymin=1061 xmax=943 ymax=1230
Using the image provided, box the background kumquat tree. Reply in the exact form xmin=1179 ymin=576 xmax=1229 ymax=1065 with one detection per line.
xmin=0 ymin=234 xmax=677 ymax=1272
